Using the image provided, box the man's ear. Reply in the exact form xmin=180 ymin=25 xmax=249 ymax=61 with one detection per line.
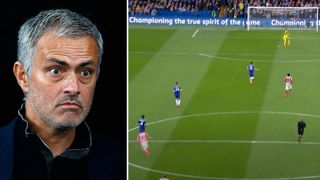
xmin=13 ymin=61 xmax=29 ymax=93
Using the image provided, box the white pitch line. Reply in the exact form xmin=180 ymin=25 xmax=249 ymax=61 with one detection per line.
xmin=129 ymin=51 xmax=320 ymax=62
xmin=128 ymin=139 xmax=320 ymax=145
xmin=129 ymin=162 xmax=320 ymax=180
xmin=129 ymin=162 xmax=235 ymax=180
xmin=130 ymin=51 xmax=320 ymax=58
xmin=192 ymin=29 xmax=199 ymax=38
xmin=198 ymin=53 xmax=320 ymax=63
xmin=129 ymin=111 xmax=320 ymax=179
xmin=198 ymin=53 xmax=214 ymax=58
xmin=129 ymin=110 xmax=320 ymax=132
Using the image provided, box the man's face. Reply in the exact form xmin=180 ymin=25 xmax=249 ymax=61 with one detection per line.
xmin=26 ymin=32 xmax=99 ymax=129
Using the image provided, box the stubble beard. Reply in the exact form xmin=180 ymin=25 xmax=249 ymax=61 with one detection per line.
xmin=27 ymin=82 xmax=92 ymax=130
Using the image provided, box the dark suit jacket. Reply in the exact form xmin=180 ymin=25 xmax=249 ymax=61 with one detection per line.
xmin=0 ymin=115 xmax=125 ymax=180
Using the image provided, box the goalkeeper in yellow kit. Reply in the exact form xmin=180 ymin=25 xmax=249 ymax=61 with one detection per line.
xmin=283 ymin=28 xmax=291 ymax=48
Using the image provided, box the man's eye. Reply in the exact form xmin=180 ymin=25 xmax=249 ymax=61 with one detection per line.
xmin=49 ymin=68 xmax=61 ymax=75
xmin=81 ymin=70 xmax=92 ymax=77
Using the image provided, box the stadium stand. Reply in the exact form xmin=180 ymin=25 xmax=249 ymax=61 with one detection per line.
xmin=129 ymin=0 xmax=320 ymax=18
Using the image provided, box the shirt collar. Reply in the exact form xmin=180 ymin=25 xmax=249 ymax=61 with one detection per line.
xmin=17 ymin=103 xmax=92 ymax=159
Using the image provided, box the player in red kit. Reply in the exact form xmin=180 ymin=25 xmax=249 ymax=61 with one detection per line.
xmin=283 ymin=73 xmax=293 ymax=96
xmin=136 ymin=131 xmax=151 ymax=157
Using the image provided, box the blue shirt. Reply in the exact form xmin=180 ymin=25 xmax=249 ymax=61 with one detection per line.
xmin=248 ymin=64 xmax=255 ymax=77
xmin=173 ymin=85 xmax=181 ymax=99
xmin=138 ymin=118 xmax=146 ymax=132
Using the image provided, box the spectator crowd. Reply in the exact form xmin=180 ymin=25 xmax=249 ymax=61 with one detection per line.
xmin=128 ymin=0 xmax=320 ymax=18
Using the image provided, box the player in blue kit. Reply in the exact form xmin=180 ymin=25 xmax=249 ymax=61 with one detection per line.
xmin=137 ymin=115 xmax=147 ymax=132
xmin=173 ymin=82 xmax=183 ymax=107
xmin=247 ymin=61 xmax=259 ymax=85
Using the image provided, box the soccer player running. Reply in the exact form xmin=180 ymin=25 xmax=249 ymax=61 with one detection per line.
xmin=247 ymin=61 xmax=258 ymax=85
xmin=283 ymin=73 xmax=293 ymax=96
xmin=297 ymin=119 xmax=306 ymax=143
xmin=173 ymin=82 xmax=183 ymax=107
xmin=136 ymin=131 xmax=151 ymax=157
xmin=137 ymin=115 xmax=147 ymax=132
xmin=283 ymin=28 xmax=290 ymax=48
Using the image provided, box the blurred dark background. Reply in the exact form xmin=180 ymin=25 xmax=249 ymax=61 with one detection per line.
xmin=0 ymin=0 xmax=126 ymax=177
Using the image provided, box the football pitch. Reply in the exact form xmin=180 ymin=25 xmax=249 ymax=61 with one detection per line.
xmin=128 ymin=24 xmax=320 ymax=180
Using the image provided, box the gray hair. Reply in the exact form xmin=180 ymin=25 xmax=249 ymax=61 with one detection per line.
xmin=17 ymin=9 xmax=103 ymax=77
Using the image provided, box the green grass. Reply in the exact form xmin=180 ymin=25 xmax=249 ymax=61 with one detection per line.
xmin=128 ymin=25 xmax=320 ymax=180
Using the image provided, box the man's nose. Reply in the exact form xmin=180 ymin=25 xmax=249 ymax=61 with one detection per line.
xmin=63 ymin=73 xmax=80 ymax=95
